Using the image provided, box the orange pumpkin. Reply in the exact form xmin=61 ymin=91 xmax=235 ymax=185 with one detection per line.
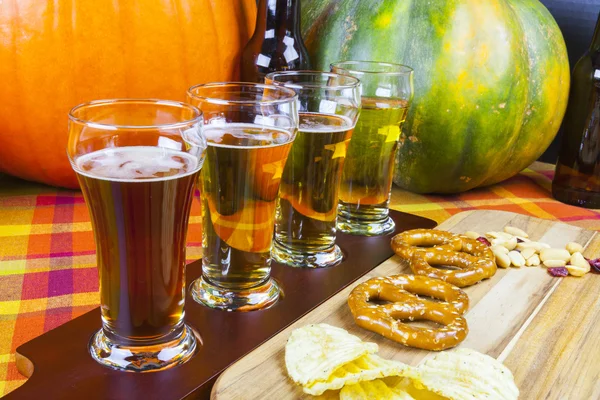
xmin=0 ymin=1 xmax=257 ymax=188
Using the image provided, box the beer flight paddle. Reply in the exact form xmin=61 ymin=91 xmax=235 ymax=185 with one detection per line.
xmin=8 ymin=210 xmax=435 ymax=399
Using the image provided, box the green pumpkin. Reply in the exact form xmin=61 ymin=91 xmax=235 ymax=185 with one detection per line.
xmin=301 ymin=0 xmax=569 ymax=193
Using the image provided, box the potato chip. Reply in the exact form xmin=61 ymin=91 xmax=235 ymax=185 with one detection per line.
xmin=412 ymin=348 xmax=519 ymax=400
xmin=285 ymin=324 xmax=378 ymax=386
xmin=285 ymin=324 xmax=519 ymax=400
xmin=340 ymin=378 xmax=415 ymax=400
xmin=303 ymin=353 xmax=413 ymax=396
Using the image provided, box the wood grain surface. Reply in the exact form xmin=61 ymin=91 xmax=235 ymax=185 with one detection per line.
xmin=212 ymin=210 xmax=600 ymax=400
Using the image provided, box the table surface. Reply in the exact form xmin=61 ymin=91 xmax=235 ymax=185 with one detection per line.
xmin=1 ymin=161 xmax=599 ymax=397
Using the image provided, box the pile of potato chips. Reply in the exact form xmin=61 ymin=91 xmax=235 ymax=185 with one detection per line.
xmin=285 ymin=324 xmax=519 ymax=399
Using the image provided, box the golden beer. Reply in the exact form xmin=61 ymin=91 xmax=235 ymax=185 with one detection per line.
xmin=273 ymin=113 xmax=353 ymax=266
xmin=192 ymin=124 xmax=294 ymax=306
xmin=266 ymin=70 xmax=360 ymax=268
xmin=339 ymin=98 xmax=409 ymax=207
xmin=331 ymin=61 xmax=413 ymax=236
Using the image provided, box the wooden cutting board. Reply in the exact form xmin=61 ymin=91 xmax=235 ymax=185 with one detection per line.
xmin=212 ymin=210 xmax=600 ymax=400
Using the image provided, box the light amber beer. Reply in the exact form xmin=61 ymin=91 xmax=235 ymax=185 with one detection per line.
xmin=75 ymin=146 xmax=201 ymax=341
xmin=274 ymin=113 xmax=353 ymax=258
xmin=197 ymin=124 xmax=294 ymax=290
xmin=331 ymin=60 xmax=413 ymax=236
xmin=338 ymin=97 xmax=409 ymax=230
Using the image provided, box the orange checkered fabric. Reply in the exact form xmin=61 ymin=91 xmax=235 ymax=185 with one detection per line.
xmin=0 ymin=162 xmax=598 ymax=396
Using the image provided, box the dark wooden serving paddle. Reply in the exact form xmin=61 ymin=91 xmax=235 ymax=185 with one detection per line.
xmin=6 ymin=210 xmax=435 ymax=400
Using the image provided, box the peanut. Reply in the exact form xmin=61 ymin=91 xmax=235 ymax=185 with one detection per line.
xmin=504 ymin=226 xmax=529 ymax=238
xmin=502 ymin=236 xmax=518 ymax=251
xmin=539 ymin=248 xmax=571 ymax=262
xmin=508 ymin=250 xmax=525 ymax=268
xmin=495 ymin=251 xmax=512 ymax=269
xmin=566 ymin=242 xmax=584 ymax=254
xmin=486 ymin=231 xmax=513 ymax=241
xmin=516 ymin=241 xmax=548 ymax=252
xmin=567 ymin=252 xmax=590 ymax=277
xmin=526 ymin=254 xmax=540 ymax=267
xmin=491 ymin=238 xmax=506 ymax=247
xmin=542 ymin=259 xmax=566 ymax=268
xmin=490 ymin=245 xmax=509 ymax=255
xmin=520 ymin=247 xmax=536 ymax=260
xmin=464 ymin=231 xmax=481 ymax=240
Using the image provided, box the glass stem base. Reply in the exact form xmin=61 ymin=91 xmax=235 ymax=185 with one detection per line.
xmin=337 ymin=203 xmax=395 ymax=236
xmin=271 ymin=241 xmax=343 ymax=268
xmin=89 ymin=324 xmax=197 ymax=372
xmin=190 ymin=277 xmax=280 ymax=311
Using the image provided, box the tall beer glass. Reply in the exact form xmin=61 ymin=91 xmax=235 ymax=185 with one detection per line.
xmin=265 ymin=71 xmax=360 ymax=268
xmin=187 ymin=83 xmax=298 ymax=311
xmin=331 ymin=61 xmax=414 ymax=236
xmin=67 ymin=99 xmax=206 ymax=372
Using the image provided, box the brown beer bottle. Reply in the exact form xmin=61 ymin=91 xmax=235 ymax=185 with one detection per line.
xmin=241 ymin=0 xmax=311 ymax=82
xmin=552 ymin=13 xmax=600 ymax=208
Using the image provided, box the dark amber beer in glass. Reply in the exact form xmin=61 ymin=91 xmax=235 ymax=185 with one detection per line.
xmin=68 ymin=100 xmax=205 ymax=372
xmin=76 ymin=147 xmax=199 ymax=340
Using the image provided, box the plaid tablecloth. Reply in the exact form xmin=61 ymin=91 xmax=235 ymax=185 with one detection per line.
xmin=1 ymin=161 xmax=599 ymax=396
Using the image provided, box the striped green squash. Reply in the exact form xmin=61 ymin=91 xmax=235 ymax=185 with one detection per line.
xmin=301 ymin=0 xmax=569 ymax=193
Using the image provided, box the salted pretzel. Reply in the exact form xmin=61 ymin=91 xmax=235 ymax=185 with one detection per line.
xmin=347 ymin=274 xmax=469 ymax=351
xmin=410 ymin=237 xmax=496 ymax=287
xmin=391 ymin=229 xmax=462 ymax=259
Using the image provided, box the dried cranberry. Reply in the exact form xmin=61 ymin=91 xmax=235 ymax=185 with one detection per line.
xmin=476 ymin=237 xmax=491 ymax=246
xmin=547 ymin=267 xmax=569 ymax=277
xmin=586 ymin=257 xmax=600 ymax=274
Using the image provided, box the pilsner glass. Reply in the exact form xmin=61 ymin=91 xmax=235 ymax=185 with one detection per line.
xmin=331 ymin=61 xmax=414 ymax=236
xmin=67 ymin=99 xmax=206 ymax=372
xmin=265 ymin=71 xmax=360 ymax=268
xmin=187 ymin=83 xmax=298 ymax=311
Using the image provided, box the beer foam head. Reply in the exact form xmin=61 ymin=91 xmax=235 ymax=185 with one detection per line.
xmin=299 ymin=113 xmax=354 ymax=132
xmin=75 ymin=146 xmax=200 ymax=181
xmin=204 ymin=123 xmax=293 ymax=147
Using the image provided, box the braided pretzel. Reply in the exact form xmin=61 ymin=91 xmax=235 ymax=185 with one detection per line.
xmin=347 ymin=274 xmax=469 ymax=351
xmin=410 ymin=237 xmax=496 ymax=287
xmin=391 ymin=229 xmax=462 ymax=260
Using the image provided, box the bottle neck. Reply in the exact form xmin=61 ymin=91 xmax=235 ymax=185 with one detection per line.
xmin=591 ymin=12 xmax=600 ymax=52
xmin=255 ymin=0 xmax=301 ymax=38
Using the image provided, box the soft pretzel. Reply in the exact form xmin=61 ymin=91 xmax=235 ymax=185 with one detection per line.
xmin=347 ymin=274 xmax=469 ymax=351
xmin=391 ymin=229 xmax=462 ymax=260
xmin=410 ymin=237 xmax=496 ymax=287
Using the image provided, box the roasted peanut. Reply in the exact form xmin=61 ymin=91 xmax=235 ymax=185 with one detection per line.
xmin=464 ymin=231 xmax=481 ymax=240
xmin=516 ymin=241 xmax=549 ymax=252
xmin=504 ymin=226 xmax=529 ymax=238
xmin=566 ymin=242 xmax=584 ymax=254
xmin=567 ymin=252 xmax=590 ymax=277
xmin=486 ymin=231 xmax=513 ymax=241
xmin=508 ymin=251 xmax=525 ymax=268
xmin=520 ymin=247 xmax=536 ymax=260
xmin=540 ymin=248 xmax=571 ymax=262
xmin=526 ymin=254 xmax=540 ymax=267
xmin=490 ymin=245 xmax=509 ymax=255
xmin=542 ymin=259 xmax=567 ymax=268
xmin=502 ymin=236 xmax=518 ymax=251
xmin=495 ymin=252 xmax=512 ymax=269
